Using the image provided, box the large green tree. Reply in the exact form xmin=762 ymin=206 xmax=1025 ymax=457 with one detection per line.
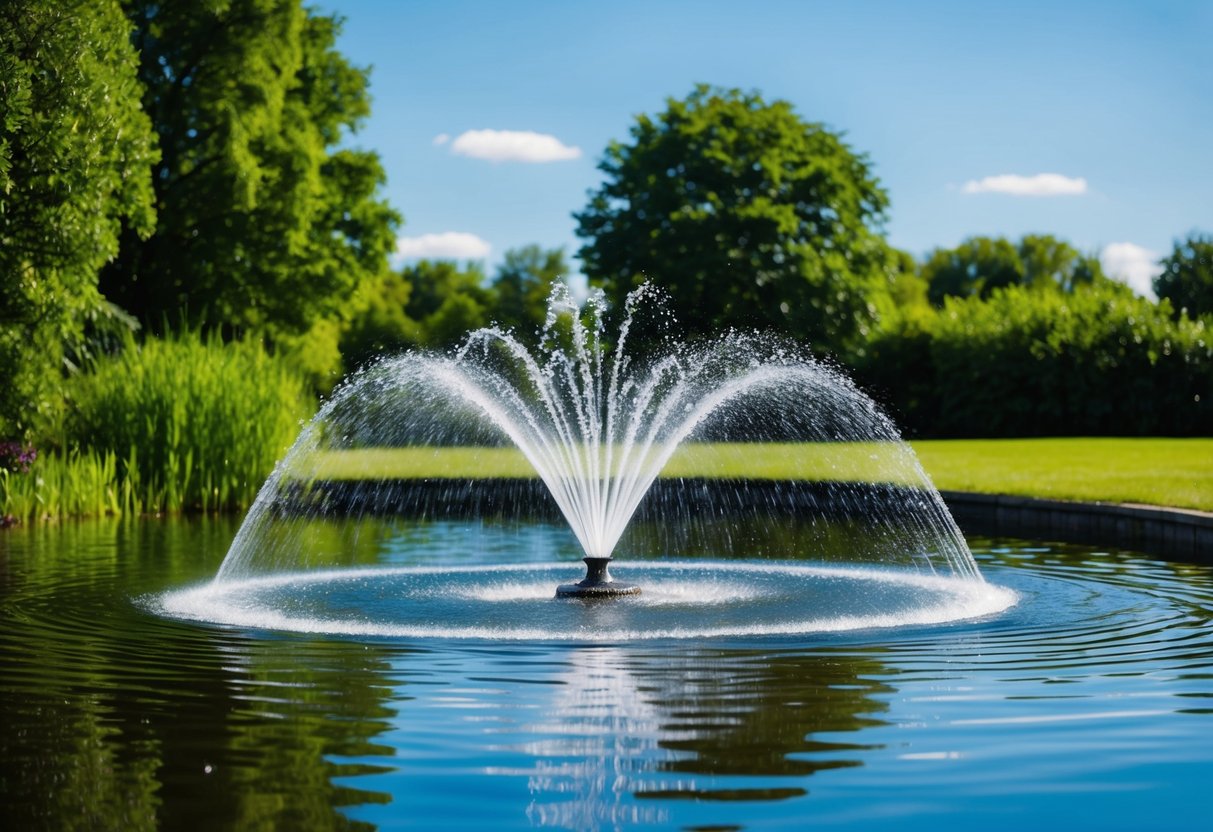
xmin=0 ymin=0 xmax=158 ymax=437
xmin=99 ymin=0 xmax=399 ymax=338
xmin=1155 ymin=232 xmax=1213 ymax=318
xmin=923 ymin=234 xmax=1106 ymax=306
xmin=575 ymin=85 xmax=899 ymax=351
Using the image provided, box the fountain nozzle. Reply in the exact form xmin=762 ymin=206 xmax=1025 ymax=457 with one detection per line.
xmin=555 ymin=557 xmax=641 ymax=599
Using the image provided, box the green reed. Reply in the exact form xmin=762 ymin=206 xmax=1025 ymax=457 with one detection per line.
xmin=61 ymin=329 xmax=312 ymax=515
xmin=1 ymin=450 xmax=128 ymax=521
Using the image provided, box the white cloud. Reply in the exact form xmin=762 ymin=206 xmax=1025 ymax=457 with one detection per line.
xmin=393 ymin=232 xmax=491 ymax=262
xmin=961 ymin=173 xmax=1088 ymax=197
xmin=432 ymin=133 xmax=450 ymax=146
xmin=1100 ymin=242 xmax=1162 ymax=298
xmin=448 ymin=129 xmax=581 ymax=163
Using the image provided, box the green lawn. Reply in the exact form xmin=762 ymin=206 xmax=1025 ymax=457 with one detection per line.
xmin=305 ymin=438 xmax=1213 ymax=512
xmin=911 ymin=438 xmax=1212 ymax=512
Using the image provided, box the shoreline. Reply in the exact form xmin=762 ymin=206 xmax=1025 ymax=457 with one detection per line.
xmin=941 ymin=491 xmax=1213 ymax=565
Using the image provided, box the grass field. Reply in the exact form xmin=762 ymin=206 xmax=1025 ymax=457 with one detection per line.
xmin=911 ymin=438 xmax=1212 ymax=512
xmin=306 ymin=438 xmax=1213 ymax=512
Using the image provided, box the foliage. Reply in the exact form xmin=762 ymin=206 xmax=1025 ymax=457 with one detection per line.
xmin=273 ymin=317 xmax=346 ymax=395
xmin=401 ymin=259 xmax=494 ymax=342
xmin=98 ymin=0 xmax=400 ymax=339
xmin=421 ymin=291 xmax=490 ymax=349
xmin=923 ymin=234 xmax=1106 ymax=305
xmin=491 ymin=246 xmax=570 ymax=338
xmin=1 ymin=449 xmax=129 ymax=523
xmin=859 ymin=283 xmax=1212 ymax=437
xmin=575 ymin=84 xmax=900 ymax=353
xmin=339 ymin=272 xmax=422 ymax=370
xmin=1155 ymin=231 xmax=1213 ymax=318
xmin=0 ymin=0 xmax=159 ymax=438
xmin=339 ymin=246 xmax=569 ymax=367
xmin=348 ymin=258 xmax=495 ymax=354
xmin=1017 ymin=233 xmax=1105 ymax=292
xmin=66 ymin=329 xmax=312 ymax=513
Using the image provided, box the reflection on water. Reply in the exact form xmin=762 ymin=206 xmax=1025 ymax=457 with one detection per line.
xmin=2 ymin=518 xmax=1213 ymax=831
xmin=449 ymin=646 xmax=891 ymax=830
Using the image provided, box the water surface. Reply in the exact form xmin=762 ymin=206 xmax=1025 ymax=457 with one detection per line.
xmin=1 ymin=517 xmax=1211 ymax=831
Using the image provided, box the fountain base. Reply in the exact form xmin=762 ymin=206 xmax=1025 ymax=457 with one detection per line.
xmin=555 ymin=557 xmax=641 ymax=599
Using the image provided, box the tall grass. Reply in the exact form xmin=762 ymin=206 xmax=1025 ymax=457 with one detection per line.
xmin=1 ymin=450 xmax=130 ymax=522
xmin=61 ymin=328 xmax=312 ymax=515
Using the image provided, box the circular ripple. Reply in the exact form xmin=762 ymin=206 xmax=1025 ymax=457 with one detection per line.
xmin=152 ymin=561 xmax=1017 ymax=640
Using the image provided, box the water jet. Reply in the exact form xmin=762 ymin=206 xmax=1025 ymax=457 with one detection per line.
xmin=209 ymin=282 xmax=985 ymax=631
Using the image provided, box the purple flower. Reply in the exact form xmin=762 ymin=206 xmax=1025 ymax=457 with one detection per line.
xmin=0 ymin=442 xmax=36 ymax=474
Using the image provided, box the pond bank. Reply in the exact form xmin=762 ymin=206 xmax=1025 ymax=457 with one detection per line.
xmin=943 ymin=491 xmax=1213 ymax=564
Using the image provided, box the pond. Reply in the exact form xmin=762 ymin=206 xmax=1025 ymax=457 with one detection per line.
xmin=1 ymin=516 xmax=1211 ymax=831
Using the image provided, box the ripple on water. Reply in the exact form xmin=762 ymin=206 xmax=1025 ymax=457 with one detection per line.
xmin=151 ymin=561 xmax=1018 ymax=641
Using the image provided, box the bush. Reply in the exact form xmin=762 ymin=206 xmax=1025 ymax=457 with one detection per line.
xmin=66 ymin=329 xmax=312 ymax=512
xmin=857 ymin=284 xmax=1212 ymax=437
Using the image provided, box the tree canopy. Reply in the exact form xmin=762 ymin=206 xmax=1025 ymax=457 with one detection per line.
xmin=1155 ymin=232 xmax=1213 ymax=318
xmin=491 ymin=245 xmax=570 ymax=339
xmin=575 ymin=85 xmax=900 ymax=352
xmin=98 ymin=0 xmax=400 ymax=338
xmin=340 ymin=246 xmax=571 ymax=368
xmin=0 ymin=0 xmax=159 ymax=436
xmin=923 ymin=234 xmax=1106 ymax=306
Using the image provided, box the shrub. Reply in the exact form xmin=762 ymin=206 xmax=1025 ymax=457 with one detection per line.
xmin=857 ymin=284 xmax=1212 ymax=437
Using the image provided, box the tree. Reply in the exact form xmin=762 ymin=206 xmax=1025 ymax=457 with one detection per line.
xmin=339 ymin=271 xmax=421 ymax=370
xmin=0 ymin=0 xmax=158 ymax=437
xmin=403 ymin=260 xmax=493 ymax=347
xmin=98 ymin=0 xmax=400 ymax=339
xmin=1155 ymin=232 xmax=1213 ymax=318
xmin=491 ymin=246 xmax=569 ymax=337
xmin=923 ymin=237 xmax=1023 ymax=305
xmin=574 ymin=85 xmax=899 ymax=352
xmin=1017 ymin=234 xmax=1104 ymax=293
xmin=923 ymin=234 xmax=1107 ymax=305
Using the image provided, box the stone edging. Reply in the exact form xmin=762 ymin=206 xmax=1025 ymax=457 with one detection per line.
xmin=939 ymin=491 xmax=1213 ymax=564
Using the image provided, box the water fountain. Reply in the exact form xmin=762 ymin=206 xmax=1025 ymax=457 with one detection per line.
xmin=26 ymin=286 xmax=1213 ymax=830
xmin=10 ymin=293 xmax=1210 ymax=832
xmin=187 ymin=284 xmax=1007 ymax=637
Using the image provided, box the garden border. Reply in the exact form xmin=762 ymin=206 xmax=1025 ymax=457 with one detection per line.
xmin=941 ymin=491 xmax=1213 ymax=564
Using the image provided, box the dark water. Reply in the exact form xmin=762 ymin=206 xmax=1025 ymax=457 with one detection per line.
xmin=2 ymin=517 xmax=1212 ymax=831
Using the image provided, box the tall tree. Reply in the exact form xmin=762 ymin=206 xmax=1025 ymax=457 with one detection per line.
xmin=574 ymin=85 xmax=899 ymax=352
xmin=491 ymin=245 xmax=569 ymax=336
xmin=99 ymin=0 xmax=400 ymax=337
xmin=1155 ymin=232 xmax=1213 ymax=318
xmin=0 ymin=0 xmax=158 ymax=437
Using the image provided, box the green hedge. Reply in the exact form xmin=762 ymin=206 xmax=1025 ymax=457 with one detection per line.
xmin=857 ymin=285 xmax=1212 ymax=437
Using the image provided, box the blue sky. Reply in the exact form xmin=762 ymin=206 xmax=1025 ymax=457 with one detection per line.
xmin=321 ymin=0 xmax=1213 ymax=295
